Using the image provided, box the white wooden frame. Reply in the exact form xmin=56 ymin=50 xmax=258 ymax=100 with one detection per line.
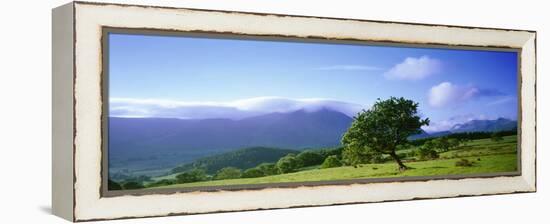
xmin=52 ymin=1 xmax=536 ymax=222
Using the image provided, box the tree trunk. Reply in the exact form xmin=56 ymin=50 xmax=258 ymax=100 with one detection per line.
xmin=389 ymin=152 xmax=408 ymax=172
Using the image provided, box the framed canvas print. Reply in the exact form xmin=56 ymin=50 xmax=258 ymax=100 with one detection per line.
xmin=52 ymin=1 xmax=537 ymax=222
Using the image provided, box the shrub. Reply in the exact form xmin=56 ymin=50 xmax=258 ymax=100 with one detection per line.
xmin=122 ymin=175 xmax=151 ymax=183
xmin=491 ymin=132 xmax=504 ymax=142
xmin=176 ymin=169 xmax=207 ymax=183
xmin=108 ymin=179 xmax=122 ymax=190
xmin=242 ymin=167 xmax=265 ymax=178
xmin=342 ymin=144 xmax=370 ymax=166
xmin=296 ymin=150 xmax=324 ymax=167
xmin=432 ymin=137 xmax=451 ymax=152
xmin=448 ymin=138 xmax=460 ymax=149
xmin=214 ymin=167 xmax=242 ymax=180
xmin=176 ymin=173 xmax=196 ymax=183
xmin=318 ymin=147 xmax=344 ymax=160
xmin=276 ymin=154 xmax=300 ymax=174
xmin=455 ymin=158 xmax=474 ymax=167
xmin=147 ymin=179 xmax=175 ymax=187
xmin=417 ymin=146 xmax=439 ymax=160
xmin=122 ymin=181 xmax=144 ymax=190
xmin=321 ymin=155 xmax=342 ymax=169
xmin=257 ymin=163 xmax=278 ymax=176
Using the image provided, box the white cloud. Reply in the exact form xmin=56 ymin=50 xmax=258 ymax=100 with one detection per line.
xmin=110 ymin=96 xmax=365 ymax=120
xmin=428 ymin=82 xmax=476 ymax=108
xmin=487 ymin=96 xmax=516 ymax=106
xmin=428 ymin=82 xmax=503 ymax=108
xmin=384 ymin=56 xmax=441 ymax=80
xmin=316 ymin=65 xmax=383 ymax=71
xmin=422 ymin=114 xmax=491 ymax=133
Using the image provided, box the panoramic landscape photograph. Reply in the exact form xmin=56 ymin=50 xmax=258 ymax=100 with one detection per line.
xmin=106 ymin=32 xmax=519 ymax=191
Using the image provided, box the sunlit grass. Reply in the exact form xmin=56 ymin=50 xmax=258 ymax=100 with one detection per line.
xmin=150 ymin=135 xmax=517 ymax=189
xmin=153 ymin=153 xmax=516 ymax=189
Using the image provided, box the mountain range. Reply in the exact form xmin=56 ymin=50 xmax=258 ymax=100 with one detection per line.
xmin=109 ymin=109 xmax=352 ymax=173
xmin=410 ymin=117 xmax=517 ymax=139
xmin=109 ymin=108 xmax=517 ymax=175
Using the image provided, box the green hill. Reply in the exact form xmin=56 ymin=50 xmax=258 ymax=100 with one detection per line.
xmin=150 ymin=135 xmax=517 ymax=189
xmin=156 ymin=153 xmax=517 ymax=189
xmin=171 ymin=147 xmax=299 ymax=174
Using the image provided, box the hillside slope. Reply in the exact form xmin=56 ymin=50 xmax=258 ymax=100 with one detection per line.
xmin=171 ymin=147 xmax=299 ymax=174
xmin=109 ymin=109 xmax=353 ymax=173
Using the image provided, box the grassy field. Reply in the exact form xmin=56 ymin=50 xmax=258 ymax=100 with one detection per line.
xmin=154 ymin=154 xmax=516 ymax=188
xmin=152 ymin=135 xmax=517 ymax=189
xmin=440 ymin=135 xmax=517 ymax=158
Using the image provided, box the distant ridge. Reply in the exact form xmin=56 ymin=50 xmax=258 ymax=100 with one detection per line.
xmin=449 ymin=118 xmax=517 ymax=133
xmin=109 ymin=109 xmax=353 ymax=173
xmin=411 ymin=118 xmax=517 ymax=140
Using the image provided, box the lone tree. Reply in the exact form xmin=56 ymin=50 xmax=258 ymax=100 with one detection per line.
xmin=342 ymin=144 xmax=383 ymax=167
xmin=342 ymin=97 xmax=429 ymax=171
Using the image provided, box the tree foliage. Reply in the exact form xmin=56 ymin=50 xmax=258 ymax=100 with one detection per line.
xmin=342 ymin=97 xmax=429 ymax=171
xmin=171 ymin=147 xmax=298 ymax=174
xmin=342 ymin=144 xmax=383 ymax=166
xmin=108 ymin=179 xmax=122 ymax=190
xmin=317 ymin=147 xmax=344 ymax=160
xmin=276 ymin=154 xmax=300 ymax=174
xmin=416 ymin=144 xmax=439 ymax=160
xmin=257 ymin=163 xmax=279 ymax=176
xmin=420 ymin=137 xmax=461 ymax=153
xmin=147 ymin=179 xmax=175 ymax=187
xmin=491 ymin=132 xmax=504 ymax=142
xmin=242 ymin=167 xmax=265 ymax=178
xmin=214 ymin=167 xmax=242 ymax=180
xmin=122 ymin=181 xmax=144 ymax=190
xmin=176 ymin=168 xmax=208 ymax=184
xmin=321 ymin=155 xmax=342 ymax=169
xmin=448 ymin=138 xmax=460 ymax=149
xmin=296 ymin=150 xmax=324 ymax=167
xmin=434 ymin=137 xmax=455 ymax=152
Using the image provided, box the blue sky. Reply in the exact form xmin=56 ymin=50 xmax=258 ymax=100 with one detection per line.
xmin=108 ymin=33 xmax=518 ymax=132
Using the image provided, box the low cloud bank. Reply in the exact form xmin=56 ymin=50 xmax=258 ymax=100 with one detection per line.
xmin=110 ymin=96 xmax=365 ymax=120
